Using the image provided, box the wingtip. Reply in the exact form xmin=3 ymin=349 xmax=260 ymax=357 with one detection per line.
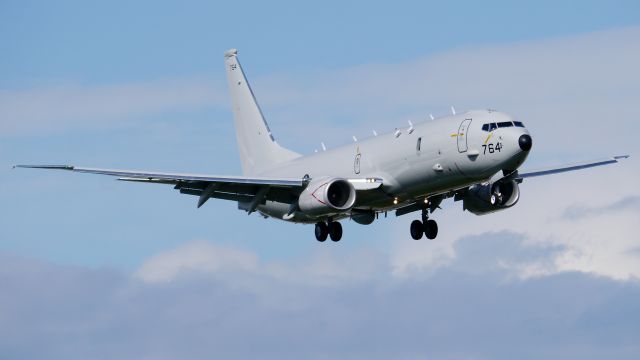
xmin=13 ymin=164 xmax=75 ymax=170
xmin=614 ymin=155 xmax=630 ymax=160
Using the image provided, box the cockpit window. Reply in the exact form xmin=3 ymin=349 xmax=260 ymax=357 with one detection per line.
xmin=483 ymin=121 xmax=524 ymax=130
xmin=482 ymin=123 xmax=499 ymax=132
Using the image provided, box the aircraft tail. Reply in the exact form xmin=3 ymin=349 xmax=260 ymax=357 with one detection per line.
xmin=224 ymin=49 xmax=300 ymax=175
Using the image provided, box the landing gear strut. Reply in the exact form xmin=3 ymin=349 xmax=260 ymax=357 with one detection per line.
xmin=315 ymin=220 xmax=342 ymax=242
xmin=409 ymin=209 xmax=438 ymax=240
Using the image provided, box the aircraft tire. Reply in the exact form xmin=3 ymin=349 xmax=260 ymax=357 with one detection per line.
xmin=315 ymin=222 xmax=328 ymax=242
xmin=410 ymin=220 xmax=424 ymax=240
xmin=424 ymin=219 xmax=438 ymax=240
xmin=329 ymin=221 xmax=343 ymax=242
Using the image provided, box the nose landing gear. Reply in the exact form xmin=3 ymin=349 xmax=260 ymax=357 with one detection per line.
xmin=409 ymin=209 xmax=438 ymax=240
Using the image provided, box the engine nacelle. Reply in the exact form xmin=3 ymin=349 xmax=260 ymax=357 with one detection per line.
xmin=462 ymin=179 xmax=520 ymax=215
xmin=298 ymin=177 xmax=356 ymax=217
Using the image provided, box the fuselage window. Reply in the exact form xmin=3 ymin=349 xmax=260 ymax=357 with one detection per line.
xmin=416 ymin=137 xmax=422 ymax=151
xmin=497 ymin=121 xmax=513 ymax=128
xmin=513 ymin=121 xmax=525 ymax=127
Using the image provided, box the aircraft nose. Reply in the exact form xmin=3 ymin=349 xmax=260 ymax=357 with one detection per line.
xmin=518 ymin=134 xmax=532 ymax=152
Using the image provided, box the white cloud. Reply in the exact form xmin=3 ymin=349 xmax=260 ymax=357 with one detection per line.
xmin=135 ymin=240 xmax=386 ymax=289
xmin=134 ymin=240 xmax=258 ymax=283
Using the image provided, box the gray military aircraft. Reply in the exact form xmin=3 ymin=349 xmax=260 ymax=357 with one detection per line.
xmin=16 ymin=49 xmax=629 ymax=242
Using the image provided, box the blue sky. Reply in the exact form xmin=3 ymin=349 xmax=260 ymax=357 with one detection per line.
xmin=1 ymin=1 xmax=640 ymax=358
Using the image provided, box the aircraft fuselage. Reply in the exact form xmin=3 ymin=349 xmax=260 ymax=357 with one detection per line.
xmin=257 ymin=109 xmax=531 ymax=222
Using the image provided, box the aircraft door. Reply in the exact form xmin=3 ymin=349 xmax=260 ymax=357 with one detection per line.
xmin=457 ymin=118 xmax=472 ymax=153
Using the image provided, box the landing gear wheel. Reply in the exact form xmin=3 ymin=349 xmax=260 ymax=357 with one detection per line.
xmin=315 ymin=222 xmax=328 ymax=242
xmin=424 ymin=219 xmax=438 ymax=240
xmin=328 ymin=221 xmax=343 ymax=242
xmin=410 ymin=220 xmax=424 ymax=240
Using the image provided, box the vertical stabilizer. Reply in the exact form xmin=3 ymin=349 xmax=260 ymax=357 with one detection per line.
xmin=224 ymin=49 xmax=300 ymax=175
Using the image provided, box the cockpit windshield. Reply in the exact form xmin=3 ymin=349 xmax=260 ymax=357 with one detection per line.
xmin=481 ymin=121 xmax=525 ymax=132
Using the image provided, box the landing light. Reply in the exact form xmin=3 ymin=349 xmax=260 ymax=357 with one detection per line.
xmin=393 ymin=198 xmax=398 ymax=205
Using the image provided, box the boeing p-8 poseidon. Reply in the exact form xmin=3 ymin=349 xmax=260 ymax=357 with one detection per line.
xmin=16 ymin=49 xmax=629 ymax=242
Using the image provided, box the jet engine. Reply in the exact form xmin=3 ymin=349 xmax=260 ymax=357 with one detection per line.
xmin=461 ymin=179 xmax=520 ymax=215
xmin=298 ymin=177 xmax=356 ymax=217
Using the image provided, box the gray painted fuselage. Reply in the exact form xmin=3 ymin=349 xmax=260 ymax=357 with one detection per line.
xmin=257 ymin=109 xmax=531 ymax=222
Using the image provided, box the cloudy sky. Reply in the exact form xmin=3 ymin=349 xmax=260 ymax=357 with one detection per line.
xmin=1 ymin=1 xmax=639 ymax=358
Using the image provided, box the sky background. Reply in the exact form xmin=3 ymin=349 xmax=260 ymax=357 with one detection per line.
xmin=1 ymin=1 xmax=640 ymax=359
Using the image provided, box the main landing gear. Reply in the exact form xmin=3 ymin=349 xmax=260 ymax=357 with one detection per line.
xmin=410 ymin=209 xmax=438 ymax=240
xmin=315 ymin=220 xmax=343 ymax=242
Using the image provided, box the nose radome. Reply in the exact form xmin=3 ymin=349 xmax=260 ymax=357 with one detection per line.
xmin=518 ymin=134 xmax=532 ymax=151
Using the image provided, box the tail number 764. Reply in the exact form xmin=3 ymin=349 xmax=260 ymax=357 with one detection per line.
xmin=482 ymin=142 xmax=503 ymax=154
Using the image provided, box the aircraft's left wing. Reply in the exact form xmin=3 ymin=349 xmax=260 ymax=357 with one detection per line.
xmin=14 ymin=164 xmax=305 ymax=210
xmin=517 ymin=155 xmax=629 ymax=179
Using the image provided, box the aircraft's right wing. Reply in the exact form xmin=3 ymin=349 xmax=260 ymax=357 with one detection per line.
xmin=14 ymin=164 xmax=306 ymax=211
xmin=14 ymin=164 xmax=386 ymax=213
xmin=518 ymin=155 xmax=629 ymax=179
